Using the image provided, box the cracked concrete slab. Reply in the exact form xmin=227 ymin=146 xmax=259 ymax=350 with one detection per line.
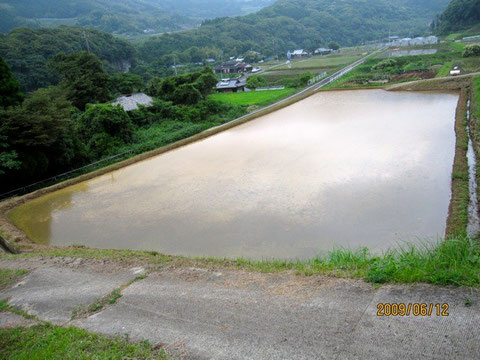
xmin=72 ymin=269 xmax=480 ymax=360
xmin=0 ymin=265 xmax=142 ymax=324
xmin=337 ymin=285 xmax=480 ymax=360
xmin=1 ymin=260 xmax=479 ymax=359
xmin=75 ymin=270 xmax=375 ymax=359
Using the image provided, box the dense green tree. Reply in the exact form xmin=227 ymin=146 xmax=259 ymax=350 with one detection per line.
xmin=145 ymin=68 xmax=216 ymax=102
xmin=298 ymin=72 xmax=313 ymax=86
xmin=246 ymin=75 xmax=267 ymax=89
xmin=244 ymin=51 xmax=263 ymax=63
xmin=0 ymin=56 xmax=23 ymax=109
xmin=173 ymin=84 xmax=202 ymax=105
xmin=77 ymin=104 xmax=134 ymax=147
xmin=0 ymin=135 xmax=21 ymax=175
xmin=111 ymin=73 xmax=144 ymax=94
xmin=50 ymin=51 xmax=111 ymax=110
xmin=0 ymin=86 xmax=79 ymax=187
xmin=145 ymin=77 xmax=164 ymax=98
xmin=194 ymin=70 xmax=218 ymax=97
xmin=328 ymin=42 xmax=340 ymax=50
xmin=463 ymin=45 xmax=480 ymax=57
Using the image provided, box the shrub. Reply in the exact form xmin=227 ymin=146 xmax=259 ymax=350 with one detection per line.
xmin=246 ymin=76 xmax=267 ymax=89
xmin=463 ymin=45 xmax=480 ymax=58
xmin=78 ymin=104 xmax=134 ymax=145
xmin=371 ymin=59 xmax=398 ymax=70
xmin=111 ymin=73 xmax=143 ymax=95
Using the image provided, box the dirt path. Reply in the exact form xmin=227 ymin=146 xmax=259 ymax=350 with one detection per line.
xmin=1 ymin=257 xmax=479 ymax=359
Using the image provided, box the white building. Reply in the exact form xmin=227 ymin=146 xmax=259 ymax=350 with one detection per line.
xmin=391 ymin=36 xmax=438 ymax=47
xmin=291 ymin=49 xmax=309 ymax=58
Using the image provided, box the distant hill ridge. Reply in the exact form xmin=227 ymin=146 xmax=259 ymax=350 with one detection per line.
xmin=139 ymin=0 xmax=451 ymax=62
xmin=0 ymin=0 xmax=275 ymax=35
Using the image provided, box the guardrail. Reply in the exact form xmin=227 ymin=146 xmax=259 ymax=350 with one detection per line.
xmin=0 ymin=150 xmax=134 ymax=200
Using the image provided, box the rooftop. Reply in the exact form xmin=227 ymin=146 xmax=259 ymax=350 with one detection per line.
xmin=112 ymin=93 xmax=153 ymax=112
xmin=216 ymin=78 xmax=246 ymax=89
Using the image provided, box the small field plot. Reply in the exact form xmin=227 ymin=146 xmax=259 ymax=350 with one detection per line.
xmin=325 ymin=49 xmax=473 ymax=89
xmin=274 ymin=55 xmax=362 ymax=71
xmin=210 ymin=89 xmax=297 ymax=107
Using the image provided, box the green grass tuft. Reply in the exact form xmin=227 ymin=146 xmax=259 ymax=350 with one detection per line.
xmin=0 ymin=268 xmax=28 ymax=291
xmin=0 ymin=323 xmax=167 ymax=359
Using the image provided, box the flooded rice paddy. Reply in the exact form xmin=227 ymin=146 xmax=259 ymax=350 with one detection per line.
xmin=9 ymin=90 xmax=459 ymax=259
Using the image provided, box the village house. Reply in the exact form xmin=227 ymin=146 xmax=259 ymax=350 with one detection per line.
xmin=288 ymin=49 xmax=309 ymax=59
xmin=215 ymin=78 xmax=246 ymax=93
xmin=215 ymin=61 xmax=247 ymax=74
xmin=314 ymin=48 xmax=332 ymax=55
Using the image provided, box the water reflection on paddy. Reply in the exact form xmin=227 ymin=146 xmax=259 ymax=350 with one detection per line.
xmin=9 ymin=90 xmax=459 ymax=259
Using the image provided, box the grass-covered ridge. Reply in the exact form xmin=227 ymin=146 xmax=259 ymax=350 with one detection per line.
xmin=446 ymin=89 xmax=470 ymax=237
xmin=1 ymin=236 xmax=479 ymax=286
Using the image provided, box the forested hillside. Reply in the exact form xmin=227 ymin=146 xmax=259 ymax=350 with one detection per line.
xmin=139 ymin=0 xmax=450 ymax=62
xmin=0 ymin=0 xmax=194 ymax=34
xmin=0 ymin=0 xmax=274 ymax=35
xmin=432 ymin=0 xmax=480 ymax=34
xmin=0 ymin=27 xmax=136 ymax=92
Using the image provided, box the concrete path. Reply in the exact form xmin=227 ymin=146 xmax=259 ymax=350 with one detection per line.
xmin=1 ymin=258 xmax=479 ymax=359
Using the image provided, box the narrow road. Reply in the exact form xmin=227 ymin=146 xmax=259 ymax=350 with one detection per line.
xmin=1 ymin=257 xmax=479 ymax=359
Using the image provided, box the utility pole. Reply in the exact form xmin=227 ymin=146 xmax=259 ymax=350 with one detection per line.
xmin=83 ymin=30 xmax=91 ymax=54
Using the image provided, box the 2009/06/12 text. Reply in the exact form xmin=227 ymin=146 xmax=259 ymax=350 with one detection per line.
xmin=377 ymin=303 xmax=449 ymax=317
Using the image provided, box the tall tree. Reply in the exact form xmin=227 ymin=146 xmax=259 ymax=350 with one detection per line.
xmin=0 ymin=86 xmax=78 ymax=188
xmin=49 ymin=51 xmax=111 ymax=110
xmin=0 ymin=56 xmax=23 ymax=109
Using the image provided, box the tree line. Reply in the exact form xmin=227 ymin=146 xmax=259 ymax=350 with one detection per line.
xmin=0 ymin=51 xmax=239 ymax=193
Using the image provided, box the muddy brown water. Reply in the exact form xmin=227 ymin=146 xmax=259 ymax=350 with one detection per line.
xmin=9 ymin=90 xmax=459 ymax=260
